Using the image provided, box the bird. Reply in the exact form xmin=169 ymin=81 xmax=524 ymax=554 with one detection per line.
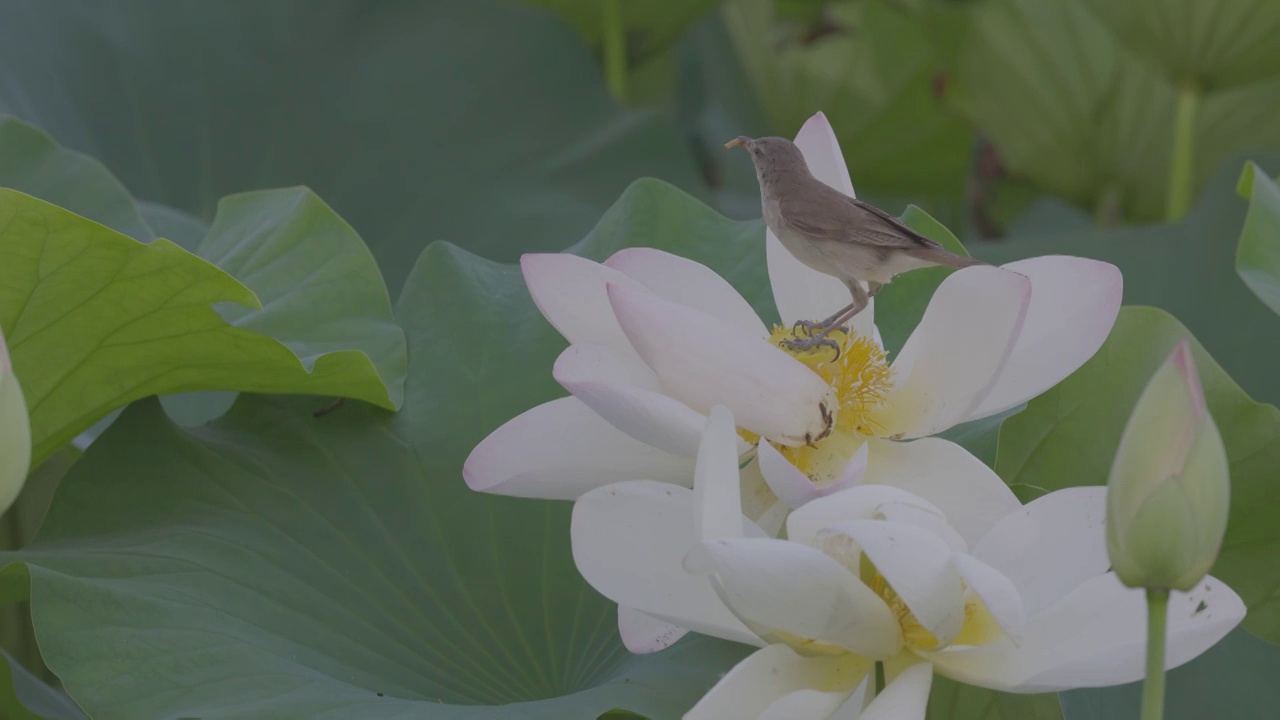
xmin=726 ymin=135 xmax=985 ymax=355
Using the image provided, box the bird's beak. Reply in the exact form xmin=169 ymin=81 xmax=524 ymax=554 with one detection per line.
xmin=723 ymin=135 xmax=753 ymax=150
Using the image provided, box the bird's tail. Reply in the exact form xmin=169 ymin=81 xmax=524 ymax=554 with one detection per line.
xmin=905 ymin=246 xmax=989 ymax=269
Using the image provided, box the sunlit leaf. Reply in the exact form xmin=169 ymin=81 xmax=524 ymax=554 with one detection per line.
xmin=0 ymin=190 xmax=404 ymax=464
xmin=1235 ymin=161 xmax=1280 ymax=315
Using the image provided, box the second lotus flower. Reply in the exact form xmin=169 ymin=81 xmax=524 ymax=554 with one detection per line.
xmin=572 ymin=407 xmax=1244 ymax=719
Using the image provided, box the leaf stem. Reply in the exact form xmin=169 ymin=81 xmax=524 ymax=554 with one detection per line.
xmin=602 ymin=0 xmax=627 ymax=103
xmin=1165 ymin=84 xmax=1198 ymax=221
xmin=1141 ymin=588 xmax=1169 ymax=720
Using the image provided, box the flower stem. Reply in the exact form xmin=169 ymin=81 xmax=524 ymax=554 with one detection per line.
xmin=875 ymin=661 xmax=885 ymax=695
xmin=602 ymin=0 xmax=627 ymax=103
xmin=1141 ymin=588 xmax=1170 ymax=720
xmin=1165 ymin=84 xmax=1198 ymax=221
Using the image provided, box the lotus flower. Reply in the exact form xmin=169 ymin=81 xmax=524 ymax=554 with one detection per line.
xmin=572 ymin=407 xmax=1244 ymax=719
xmin=465 ymin=112 xmax=1122 ymax=520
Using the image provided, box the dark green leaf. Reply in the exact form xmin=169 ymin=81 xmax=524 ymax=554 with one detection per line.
xmin=0 ymin=0 xmax=703 ymax=293
xmin=0 ymin=448 xmax=80 ymax=690
xmin=0 ymin=117 xmax=151 ymax=241
xmin=1 ymin=649 xmax=85 ymax=720
xmin=928 ymin=675 xmax=1063 ymax=720
xmin=135 ymin=201 xmax=206 ymax=251
xmin=526 ymin=0 xmax=719 ymax=64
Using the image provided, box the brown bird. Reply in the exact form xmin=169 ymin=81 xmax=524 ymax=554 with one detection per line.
xmin=726 ymin=135 xmax=985 ymax=354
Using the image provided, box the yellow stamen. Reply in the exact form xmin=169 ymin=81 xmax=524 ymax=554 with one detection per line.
xmin=748 ymin=325 xmax=894 ymax=484
xmin=857 ymin=553 xmax=1004 ymax=650
xmin=866 ymin=563 xmax=941 ymax=649
xmin=767 ymin=325 xmax=893 ymax=437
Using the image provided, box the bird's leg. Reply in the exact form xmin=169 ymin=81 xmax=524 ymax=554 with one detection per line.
xmin=780 ymin=282 xmax=869 ymax=358
xmin=791 ymin=280 xmax=878 ymax=337
xmin=792 ymin=302 xmax=855 ymax=337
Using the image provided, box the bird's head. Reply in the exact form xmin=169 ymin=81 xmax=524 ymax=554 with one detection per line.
xmin=724 ymin=135 xmax=809 ymax=176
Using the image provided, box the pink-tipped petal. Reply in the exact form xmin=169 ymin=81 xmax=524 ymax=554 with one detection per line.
xmin=520 ymin=253 xmax=648 ymax=352
xmin=968 ymin=256 xmax=1123 ymax=419
xmin=1169 ymin=339 xmax=1206 ymax=418
xmin=872 ymin=266 xmax=1032 ymax=439
xmin=554 ymin=344 xmax=715 ymax=457
xmin=463 ymin=397 xmax=693 ymax=499
xmin=607 ymin=283 xmax=836 ymax=446
xmin=605 ymin=247 xmax=768 ymax=337
xmin=617 ymin=606 xmax=689 ymax=654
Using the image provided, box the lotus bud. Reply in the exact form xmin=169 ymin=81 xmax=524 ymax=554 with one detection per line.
xmin=1106 ymin=340 xmax=1229 ymax=591
xmin=1 ymin=328 xmax=31 ymax=514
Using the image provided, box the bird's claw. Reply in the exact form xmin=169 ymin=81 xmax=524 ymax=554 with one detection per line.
xmin=791 ymin=319 xmax=825 ymax=337
xmin=779 ymin=335 xmax=842 ymax=359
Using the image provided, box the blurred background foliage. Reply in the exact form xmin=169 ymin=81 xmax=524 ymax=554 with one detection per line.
xmin=0 ymin=0 xmax=1278 ymax=718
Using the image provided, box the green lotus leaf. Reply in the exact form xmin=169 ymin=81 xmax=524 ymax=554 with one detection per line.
xmin=0 ymin=190 xmax=404 ymax=465
xmin=0 ymin=0 xmax=703 ymax=293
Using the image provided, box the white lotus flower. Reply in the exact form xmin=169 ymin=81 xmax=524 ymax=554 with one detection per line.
xmin=0 ymin=327 xmax=31 ymax=514
xmin=572 ymin=407 xmax=1244 ymax=719
xmin=465 ymin=111 xmax=1122 ymax=513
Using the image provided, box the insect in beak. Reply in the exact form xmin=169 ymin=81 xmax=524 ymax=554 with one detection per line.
xmin=723 ymin=135 xmax=753 ymax=150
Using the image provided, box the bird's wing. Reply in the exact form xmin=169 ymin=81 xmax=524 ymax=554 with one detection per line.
xmin=780 ymin=184 xmax=942 ymax=250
